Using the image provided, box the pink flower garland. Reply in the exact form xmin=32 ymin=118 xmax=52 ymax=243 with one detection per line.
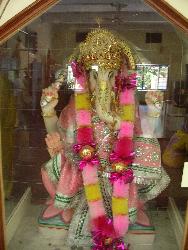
xmin=72 ymin=62 xmax=112 ymax=243
xmin=72 ymin=61 xmax=136 ymax=249
xmin=111 ymin=74 xmax=136 ymax=237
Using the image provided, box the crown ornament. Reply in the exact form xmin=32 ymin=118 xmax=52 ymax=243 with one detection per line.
xmin=71 ymin=28 xmax=135 ymax=70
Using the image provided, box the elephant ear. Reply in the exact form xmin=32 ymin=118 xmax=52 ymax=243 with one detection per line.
xmin=120 ymin=58 xmax=129 ymax=78
xmin=71 ymin=60 xmax=87 ymax=88
xmin=113 ymin=60 xmax=128 ymax=92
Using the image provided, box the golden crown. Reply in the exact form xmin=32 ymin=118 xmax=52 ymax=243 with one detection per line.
xmin=71 ymin=28 xmax=135 ymax=70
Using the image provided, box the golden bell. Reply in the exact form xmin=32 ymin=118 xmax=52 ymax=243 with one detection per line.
xmin=112 ymin=162 xmax=127 ymax=172
xmin=79 ymin=145 xmax=95 ymax=160
xmin=104 ymin=237 xmax=112 ymax=245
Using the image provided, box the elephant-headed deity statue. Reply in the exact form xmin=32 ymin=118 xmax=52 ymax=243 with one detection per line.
xmin=40 ymin=28 xmax=170 ymax=249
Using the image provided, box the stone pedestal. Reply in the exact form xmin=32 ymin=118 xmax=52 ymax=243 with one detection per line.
xmin=38 ymin=213 xmax=69 ymax=226
xmin=38 ymin=215 xmax=155 ymax=250
xmin=38 ymin=215 xmax=69 ymax=245
xmin=126 ymin=224 xmax=156 ymax=250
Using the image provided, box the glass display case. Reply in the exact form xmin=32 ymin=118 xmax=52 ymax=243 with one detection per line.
xmin=0 ymin=0 xmax=188 ymax=249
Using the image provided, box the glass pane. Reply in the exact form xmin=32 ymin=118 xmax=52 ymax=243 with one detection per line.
xmin=0 ymin=1 xmax=188 ymax=250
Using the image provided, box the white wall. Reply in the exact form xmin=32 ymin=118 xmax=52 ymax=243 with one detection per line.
xmin=0 ymin=0 xmax=37 ymax=26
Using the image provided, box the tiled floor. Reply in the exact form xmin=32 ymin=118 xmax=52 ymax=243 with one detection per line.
xmin=8 ymin=204 xmax=179 ymax=250
xmin=5 ymin=199 xmax=19 ymax=221
xmin=149 ymin=210 xmax=179 ymax=250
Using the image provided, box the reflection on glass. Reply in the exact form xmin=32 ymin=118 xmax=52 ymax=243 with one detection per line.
xmin=0 ymin=0 xmax=188 ymax=249
xmin=0 ymin=73 xmax=16 ymax=211
xmin=136 ymin=64 xmax=169 ymax=90
xmin=139 ymin=90 xmax=165 ymax=138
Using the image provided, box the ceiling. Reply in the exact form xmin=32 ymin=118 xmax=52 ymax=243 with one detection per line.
xmin=40 ymin=0 xmax=170 ymax=28
xmin=48 ymin=0 xmax=154 ymax=13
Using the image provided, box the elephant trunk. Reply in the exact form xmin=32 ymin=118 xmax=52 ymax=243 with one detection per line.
xmin=95 ymin=80 xmax=114 ymax=124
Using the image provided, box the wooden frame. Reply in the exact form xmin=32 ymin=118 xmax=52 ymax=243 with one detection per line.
xmin=0 ymin=125 xmax=6 ymax=250
xmin=0 ymin=0 xmax=188 ymax=249
xmin=182 ymin=202 xmax=188 ymax=250
xmin=0 ymin=0 xmax=59 ymax=44
xmin=0 ymin=2 xmax=59 ymax=249
xmin=145 ymin=0 xmax=188 ymax=34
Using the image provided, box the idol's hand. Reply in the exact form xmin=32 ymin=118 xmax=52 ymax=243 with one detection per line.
xmin=41 ymin=83 xmax=59 ymax=115
xmin=45 ymin=132 xmax=63 ymax=157
xmin=40 ymin=68 xmax=65 ymax=113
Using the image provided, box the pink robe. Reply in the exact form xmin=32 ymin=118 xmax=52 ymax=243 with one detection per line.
xmin=41 ymin=96 xmax=170 ymax=247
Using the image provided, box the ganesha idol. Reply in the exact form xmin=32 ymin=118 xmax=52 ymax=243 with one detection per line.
xmin=39 ymin=29 xmax=170 ymax=249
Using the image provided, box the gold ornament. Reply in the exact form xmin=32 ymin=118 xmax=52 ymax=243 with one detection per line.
xmin=79 ymin=145 xmax=95 ymax=160
xmin=96 ymin=17 xmax=102 ymax=28
xmin=104 ymin=237 xmax=113 ymax=245
xmin=112 ymin=162 xmax=127 ymax=172
xmin=70 ymin=28 xmax=135 ymax=70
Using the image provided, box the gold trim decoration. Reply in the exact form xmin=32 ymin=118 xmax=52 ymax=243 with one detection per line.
xmin=71 ymin=28 xmax=136 ymax=70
